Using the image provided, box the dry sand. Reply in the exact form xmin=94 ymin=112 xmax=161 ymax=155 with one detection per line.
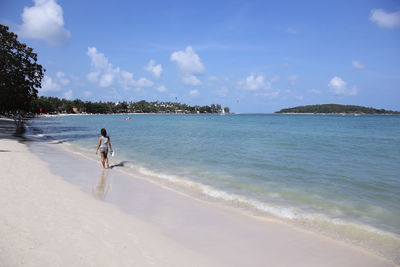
xmin=0 ymin=118 xmax=396 ymax=266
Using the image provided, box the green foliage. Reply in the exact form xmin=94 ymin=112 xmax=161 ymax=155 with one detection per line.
xmin=30 ymin=96 xmax=229 ymax=114
xmin=275 ymin=104 xmax=400 ymax=114
xmin=0 ymin=24 xmax=45 ymax=113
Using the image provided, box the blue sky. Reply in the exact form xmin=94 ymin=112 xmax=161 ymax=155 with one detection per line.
xmin=1 ymin=0 xmax=399 ymax=112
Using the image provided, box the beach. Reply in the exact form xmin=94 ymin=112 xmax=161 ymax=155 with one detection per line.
xmin=0 ymin=119 xmax=217 ymax=266
xmin=0 ymin=117 xmax=397 ymax=267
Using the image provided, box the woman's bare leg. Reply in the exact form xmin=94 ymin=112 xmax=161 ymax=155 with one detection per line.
xmin=100 ymin=152 xmax=106 ymax=168
xmin=105 ymin=154 xmax=109 ymax=168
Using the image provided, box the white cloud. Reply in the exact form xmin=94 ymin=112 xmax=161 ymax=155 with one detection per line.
xmin=55 ymin=71 xmax=64 ymax=78
xmin=170 ymin=46 xmax=205 ymax=74
xmin=18 ymin=0 xmax=70 ymax=45
xmin=170 ymin=46 xmax=204 ymax=86
xmin=288 ymin=74 xmax=299 ymax=85
xmin=86 ymin=47 xmax=118 ymax=87
xmin=239 ymin=73 xmax=267 ymax=91
xmin=63 ymin=89 xmax=73 ymax=100
xmin=189 ymin=89 xmax=199 ymax=97
xmin=69 ymin=74 xmax=80 ymax=81
xmin=41 ymin=75 xmax=61 ymax=92
xmin=370 ymin=9 xmax=400 ymax=29
xmin=239 ymin=73 xmax=279 ymax=98
xmin=99 ymin=72 xmax=115 ymax=87
xmin=286 ymin=27 xmax=296 ymax=34
xmin=271 ymin=75 xmax=279 ymax=83
xmin=182 ymin=75 xmax=202 ymax=86
xmin=41 ymin=71 xmax=74 ymax=93
xmin=87 ymin=47 xmax=112 ymax=71
xmin=56 ymin=71 xmax=70 ymax=85
xmin=329 ymin=76 xmax=345 ymax=90
xmin=156 ymin=85 xmax=167 ymax=92
xmin=145 ymin=60 xmax=163 ymax=78
xmin=208 ymin=75 xmax=219 ymax=82
xmin=119 ymin=71 xmax=154 ymax=89
xmin=87 ymin=47 xmax=153 ymax=90
xmin=309 ymin=89 xmax=321 ymax=94
xmin=119 ymin=70 xmax=133 ymax=88
xmin=256 ymin=90 xmax=280 ymax=98
xmin=328 ymin=76 xmax=358 ymax=96
xmin=284 ymin=90 xmax=304 ymax=100
xmin=352 ymin=61 xmax=365 ymax=69
xmin=87 ymin=72 xmax=100 ymax=83
xmin=215 ymin=87 xmax=229 ymax=97
xmin=83 ymin=91 xmax=92 ymax=98
xmin=134 ymin=77 xmax=154 ymax=88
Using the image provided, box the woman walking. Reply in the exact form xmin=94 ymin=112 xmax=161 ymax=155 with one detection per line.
xmin=96 ymin=128 xmax=113 ymax=169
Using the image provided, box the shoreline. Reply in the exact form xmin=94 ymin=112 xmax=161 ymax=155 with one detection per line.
xmin=36 ymin=126 xmax=400 ymax=265
xmin=32 ymin=112 xmax=400 ymax=118
xmin=1 ymin=118 xmax=398 ymax=266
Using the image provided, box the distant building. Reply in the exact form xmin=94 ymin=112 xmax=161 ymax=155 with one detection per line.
xmin=72 ymin=106 xmax=85 ymax=113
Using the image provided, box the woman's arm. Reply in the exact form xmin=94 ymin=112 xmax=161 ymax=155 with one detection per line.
xmin=96 ymin=137 xmax=101 ymax=154
xmin=108 ymin=137 xmax=113 ymax=153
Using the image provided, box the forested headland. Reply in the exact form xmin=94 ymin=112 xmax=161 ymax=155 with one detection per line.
xmin=31 ymin=96 xmax=230 ymax=114
xmin=275 ymin=104 xmax=400 ymax=114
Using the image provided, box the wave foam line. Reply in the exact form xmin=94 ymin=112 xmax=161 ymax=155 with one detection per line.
xmin=134 ymin=165 xmax=399 ymax=241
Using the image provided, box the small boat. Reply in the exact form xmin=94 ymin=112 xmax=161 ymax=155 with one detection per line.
xmin=124 ymin=117 xmax=131 ymax=120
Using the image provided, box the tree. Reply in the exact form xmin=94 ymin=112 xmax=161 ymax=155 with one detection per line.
xmin=211 ymin=104 xmax=216 ymax=113
xmin=0 ymin=24 xmax=45 ymax=113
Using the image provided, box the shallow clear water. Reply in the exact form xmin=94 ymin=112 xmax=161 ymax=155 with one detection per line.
xmin=28 ymin=113 xmax=400 ymax=258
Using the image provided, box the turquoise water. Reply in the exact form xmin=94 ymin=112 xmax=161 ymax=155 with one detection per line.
xmin=28 ymin=114 xmax=400 ymax=259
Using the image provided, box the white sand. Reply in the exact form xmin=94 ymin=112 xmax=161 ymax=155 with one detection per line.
xmin=0 ymin=119 xmax=397 ymax=266
xmin=0 ymin=138 xmax=216 ymax=266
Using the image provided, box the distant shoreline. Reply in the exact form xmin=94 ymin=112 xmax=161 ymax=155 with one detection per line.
xmin=36 ymin=112 xmax=400 ymax=117
xmin=275 ymin=104 xmax=400 ymax=114
xmin=38 ymin=112 xmax=229 ymax=117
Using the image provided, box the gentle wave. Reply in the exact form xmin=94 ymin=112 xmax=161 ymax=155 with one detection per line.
xmin=125 ymin=159 xmax=399 ymax=234
xmin=128 ymin=163 xmax=400 ymax=262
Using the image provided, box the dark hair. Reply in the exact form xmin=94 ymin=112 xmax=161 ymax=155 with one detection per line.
xmin=101 ymin=128 xmax=107 ymax=137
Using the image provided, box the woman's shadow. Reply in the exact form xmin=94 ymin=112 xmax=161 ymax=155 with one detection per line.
xmin=109 ymin=161 xmax=131 ymax=169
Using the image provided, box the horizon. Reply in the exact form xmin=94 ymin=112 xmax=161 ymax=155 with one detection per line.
xmin=1 ymin=0 xmax=399 ymax=113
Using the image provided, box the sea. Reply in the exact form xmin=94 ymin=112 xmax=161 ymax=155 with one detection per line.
xmin=26 ymin=113 xmax=400 ymax=261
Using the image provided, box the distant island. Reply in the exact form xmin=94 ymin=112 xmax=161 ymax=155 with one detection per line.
xmin=275 ymin=104 xmax=400 ymax=114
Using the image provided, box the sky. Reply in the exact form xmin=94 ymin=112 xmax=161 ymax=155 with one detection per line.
xmin=1 ymin=0 xmax=399 ymax=113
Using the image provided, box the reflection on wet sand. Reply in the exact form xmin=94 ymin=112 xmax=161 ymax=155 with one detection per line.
xmin=92 ymin=169 xmax=111 ymax=201
xmin=14 ymin=121 xmax=26 ymax=138
xmin=0 ymin=118 xmax=26 ymax=140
